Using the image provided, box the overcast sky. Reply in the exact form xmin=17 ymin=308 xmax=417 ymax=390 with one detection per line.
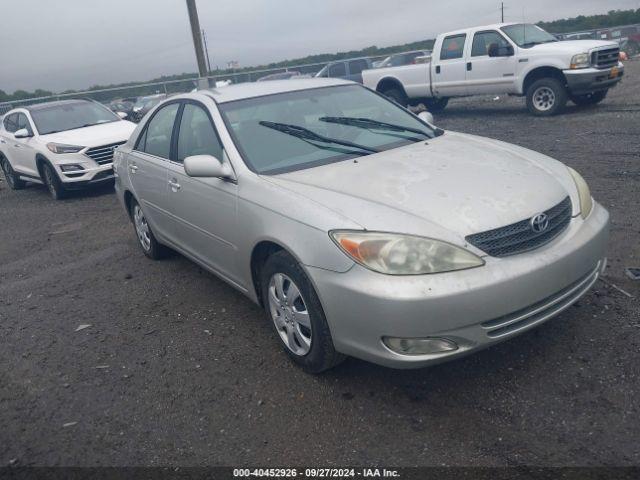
xmin=0 ymin=0 xmax=636 ymax=93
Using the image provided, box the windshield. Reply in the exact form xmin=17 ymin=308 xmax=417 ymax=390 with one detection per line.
xmin=501 ymin=24 xmax=557 ymax=48
xmin=31 ymin=102 xmax=119 ymax=135
xmin=219 ymin=85 xmax=438 ymax=174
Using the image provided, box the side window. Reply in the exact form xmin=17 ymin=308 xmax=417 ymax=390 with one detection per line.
xmin=328 ymin=62 xmax=347 ymax=77
xmin=176 ymin=104 xmax=224 ymax=162
xmin=3 ymin=114 xmax=19 ymax=133
xmin=440 ymin=34 xmax=467 ymax=60
xmin=141 ymin=103 xmax=179 ymax=159
xmin=16 ymin=113 xmax=33 ymax=135
xmin=348 ymin=60 xmax=369 ymax=75
xmin=471 ymin=31 xmax=509 ymax=57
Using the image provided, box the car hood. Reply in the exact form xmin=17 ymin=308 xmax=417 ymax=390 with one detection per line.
xmin=528 ymin=40 xmax=618 ymax=55
xmin=266 ymin=132 xmax=578 ymax=246
xmin=39 ymin=120 xmax=137 ymax=147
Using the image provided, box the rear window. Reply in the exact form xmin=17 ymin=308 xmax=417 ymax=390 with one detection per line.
xmin=440 ymin=34 xmax=466 ymax=60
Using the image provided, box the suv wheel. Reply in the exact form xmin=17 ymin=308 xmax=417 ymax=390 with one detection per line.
xmin=41 ymin=162 xmax=67 ymax=200
xmin=261 ymin=250 xmax=345 ymax=373
xmin=1 ymin=156 xmax=26 ymax=190
xmin=526 ymin=78 xmax=567 ymax=116
xmin=130 ymin=199 xmax=167 ymax=259
xmin=570 ymin=90 xmax=608 ymax=106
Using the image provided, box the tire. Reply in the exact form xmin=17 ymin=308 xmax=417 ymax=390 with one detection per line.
xmin=41 ymin=161 xmax=67 ymax=200
xmin=129 ymin=199 xmax=167 ymax=260
xmin=570 ymin=90 xmax=608 ymax=106
xmin=381 ymin=87 xmax=408 ymax=107
xmin=0 ymin=155 xmax=26 ymax=190
xmin=424 ymin=97 xmax=449 ymax=113
xmin=526 ymin=77 xmax=568 ymax=116
xmin=260 ymin=250 xmax=345 ymax=373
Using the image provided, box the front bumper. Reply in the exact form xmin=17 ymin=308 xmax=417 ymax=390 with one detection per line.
xmin=564 ymin=62 xmax=624 ymax=95
xmin=52 ymin=155 xmax=115 ymax=188
xmin=307 ymin=202 xmax=609 ymax=369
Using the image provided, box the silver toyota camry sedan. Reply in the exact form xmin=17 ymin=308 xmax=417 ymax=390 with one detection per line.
xmin=114 ymin=78 xmax=609 ymax=373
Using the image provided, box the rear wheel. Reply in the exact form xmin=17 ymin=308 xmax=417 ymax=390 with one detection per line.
xmin=261 ymin=250 xmax=345 ymax=373
xmin=130 ymin=199 xmax=167 ymax=260
xmin=424 ymin=97 xmax=449 ymax=113
xmin=381 ymin=87 xmax=408 ymax=107
xmin=41 ymin=162 xmax=66 ymax=200
xmin=1 ymin=156 xmax=26 ymax=190
xmin=570 ymin=90 xmax=608 ymax=106
xmin=526 ymin=77 xmax=567 ymax=116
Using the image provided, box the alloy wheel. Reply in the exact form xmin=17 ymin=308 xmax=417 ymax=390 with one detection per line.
xmin=1 ymin=159 xmax=15 ymax=188
xmin=268 ymin=273 xmax=312 ymax=356
xmin=533 ymin=86 xmax=556 ymax=112
xmin=133 ymin=205 xmax=151 ymax=252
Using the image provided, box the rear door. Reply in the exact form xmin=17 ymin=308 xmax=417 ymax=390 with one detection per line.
xmin=127 ymin=102 xmax=180 ymax=237
xmin=465 ymin=30 xmax=517 ymax=94
xmin=11 ymin=113 xmax=39 ymax=176
xmin=164 ymin=101 xmax=240 ymax=283
xmin=432 ymin=33 xmax=468 ymax=97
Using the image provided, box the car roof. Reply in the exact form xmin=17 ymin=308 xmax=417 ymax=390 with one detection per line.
xmin=202 ymin=77 xmax=353 ymax=103
xmin=442 ymin=22 xmax=521 ymax=36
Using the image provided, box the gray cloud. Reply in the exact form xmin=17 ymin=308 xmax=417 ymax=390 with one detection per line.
xmin=0 ymin=0 xmax=635 ymax=92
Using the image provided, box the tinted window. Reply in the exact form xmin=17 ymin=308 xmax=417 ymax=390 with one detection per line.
xmin=440 ymin=34 xmax=466 ymax=60
xmin=3 ymin=114 xmax=19 ymax=133
xmin=328 ymin=62 xmax=347 ymax=77
xmin=348 ymin=60 xmax=369 ymax=75
xmin=142 ymin=103 xmax=179 ymax=159
xmin=16 ymin=113 xmax=33 ymax=135
xmin=471 ymin=31 xmax=510 ymax=56
xmin=177 ymin=104 xmax=224 ymax=162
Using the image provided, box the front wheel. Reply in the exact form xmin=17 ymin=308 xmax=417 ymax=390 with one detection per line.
xmin=1 ymin=156 xmax=26 ymax=190
xmin=424 ymin=97 xmax=449 ymax=113
xmin=261 ymin=250 xmax=345 ymax=373
xmin=41 ymin=162 xmax=66 ymax=200
xmin=570 ymin=90 xmax=608 ymax=106
xmin=526 ymin=78 xmax=568 ymax=116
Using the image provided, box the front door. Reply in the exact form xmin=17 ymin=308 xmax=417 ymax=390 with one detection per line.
xmin=164 ymin=101 xmax=240 ymax=284
xmin=465 ymin=30 xmax=517 ymax=95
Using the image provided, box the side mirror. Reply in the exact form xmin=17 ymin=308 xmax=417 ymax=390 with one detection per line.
xmin=14 ymin=128 xmax=32 ymax=139
xmin=184 ymin=154 xmax=234 ymax=180
xmin=488 ymin=44 xmax=514 ymax=57
xmin=418 ymin=111 xmax=435 ymax=124
xmin=116 ymin=111 xmax=128 ymax=119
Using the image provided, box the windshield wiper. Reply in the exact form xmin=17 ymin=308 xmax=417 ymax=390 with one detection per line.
xmin=259 ymin=121 xmax=380 ymax=154
xmin=320 ymin=116 xmax=444 ymax=138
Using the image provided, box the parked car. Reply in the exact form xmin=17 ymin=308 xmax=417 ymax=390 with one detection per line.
xmin=109 ymin=99 xmax=135 ymax=119
xmin=375 ymin=50 xmax=432 ymax=68
xmin=257 ymin=71 xmax=302 ymax=82
xmin=315 ymin=58 xmax=373 ymax=83
xmin=130 ymin=94 xmax=167 ymax=122
xmin=114 ymin=78 xmax=608 ymax=372
xmin=0 ymin=99 xmax=136 ymax=199
xmin=362 ymin=22 xmax=624 ymax=115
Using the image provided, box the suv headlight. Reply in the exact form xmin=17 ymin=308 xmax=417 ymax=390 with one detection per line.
xmin=570 ymin=53 xmax=590 ymax=69
xmin=46 ymin=143 xmax=84 ymax=154
xmin=568 ymin=167 xmax=593 ymax=219
xmin=330 ymin=231 xmax=484 ymax=275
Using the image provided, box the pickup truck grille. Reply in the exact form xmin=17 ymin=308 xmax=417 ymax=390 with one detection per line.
xmin=466 ymin=197 xmax=572 ymax=257
xmin=85 ymin=141 xmax=126 ymax=165
xmin=591 ymin=47 xmax=619 ymax=69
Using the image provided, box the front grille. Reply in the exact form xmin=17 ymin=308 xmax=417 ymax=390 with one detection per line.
xmin=591 ymin=47 xmax=619 ymax=69
xmin=85 ymin=141 xmax=126 ymax=165
xmin=481 ymin=262 xmax=600 ymax=338
xmin=466 ymin=196 xmax=572 ymax=257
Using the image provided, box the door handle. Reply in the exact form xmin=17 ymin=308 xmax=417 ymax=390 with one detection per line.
xmin=435 ymin=65 xmax=441 ymax=74
xmin=168 ymin=179 xmax=181 ymax=191
xmin=13 ymin=144 xmax=22 ymax=148
xmin=129 ymin=164 xmax=138 ymax=173
xmin=466 ymin=62 xmax=472 ymax=71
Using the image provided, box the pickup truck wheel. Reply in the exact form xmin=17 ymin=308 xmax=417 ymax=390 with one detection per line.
xmin=1 ymin=156 xmax=26 ymax=190
xmin=382 ymin=88 xmax=408 ymax=107
xmin=526 ymin=78 xmax=567 ymax=116
xmin=261 ymin=250 xmax=345 ymax=373
xmin=424 ymin=97 xmax=449 ymax=113
xmin=570 ymin=90 xmax=608 ymax=106
xmin=41 ymin=162 xmax=67 ymax=200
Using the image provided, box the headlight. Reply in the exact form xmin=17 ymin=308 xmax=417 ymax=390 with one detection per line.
xmin=568 ymin=167 xmax=593 ymax=219
xmin=570 ymin=53 xmax=590 ymax=69
xmin=330 ymin=231 xmax=484 ymax=275
xmin=46 ymin=143 xmax=84 ymax=154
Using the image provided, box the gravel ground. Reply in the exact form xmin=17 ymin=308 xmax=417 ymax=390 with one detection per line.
xmin=1 ymin=62 xmax=639 ymax=468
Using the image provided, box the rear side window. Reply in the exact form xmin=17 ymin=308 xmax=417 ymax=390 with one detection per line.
xmin=3 ymin=114 xmax=18 ymax=133
xmin=348 ymin=60 xmax=369 ymax=75
xmin=440 ymin=34 xmax=467 ymax=60
xmin=328 ymin=62 xmax=347 ymax=77
xmin=176 ymin=104 xmax=224 ymax=162
xmin=139 ymin=103 xmax=180 ymax=159
xmin=471 ymin=31 xmax=510 ymax=57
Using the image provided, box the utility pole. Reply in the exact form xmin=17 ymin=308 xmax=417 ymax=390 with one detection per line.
xmin=202 ymin=29 xmax=212 ymax=74
xmin=501 ymin=2 xmax=504 ymax=22
xmin=185 ymin=0 xmax=208 ymax=88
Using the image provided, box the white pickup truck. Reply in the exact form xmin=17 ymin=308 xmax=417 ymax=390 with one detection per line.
xmin=362 ymin=22 xmax=625 ymax=116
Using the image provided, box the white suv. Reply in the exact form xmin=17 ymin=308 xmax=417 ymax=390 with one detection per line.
xmin=0 ymin=99 xmax=136 ymax=199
